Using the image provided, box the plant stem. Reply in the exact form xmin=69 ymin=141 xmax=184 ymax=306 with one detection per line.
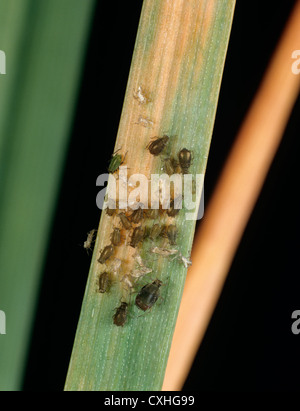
xmin=65 ymin=0 xmax=236 ymax=391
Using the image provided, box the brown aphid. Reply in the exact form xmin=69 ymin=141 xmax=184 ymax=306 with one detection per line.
xmin=166 ymin=198 xmax=181 ymax=217
xmin=130 ymin=226 xmax=145 ymax=248
xmin=149 ymin=223 xmax=162 ymax=241
xmin=171 ymin=157 xmax=182 ymax=174
xmin=98 ymin=244 xmax=114 ymax=264
xmin=83 ymin=229 xmax=96 ymax=253
xmin=159 ymin=224 xmax=167 ymax=238
xmin=178 ymin=148 xmax=192 ymax=173
xmin=146 ymin=135 xmax=169 ymax=156
xmin=135 ymin=279 xmax=162 ymax=311
xmin=164 ymin=157 xmax=175 ymax=176
xmin=98 ymin=272 xmax=111 ymax=293
xmin=166 ymin=224 xmax=177 ymax=245
xmin=163 ymin=157 xmax=181 ymax=176
xmin=106 ymin=206 xmax=116 ymax=217
xmin=110 ymin=227 xmax=121 ymax=246
xmin=130 ymin=207 xmax=144 ymax=224
xmin=118 ymin=212 xmax=131 ymax=230
xmin=146 ymin=208 xmax=159 ymax=219
xmin=113 ymin=302 xmax=128 ymax=327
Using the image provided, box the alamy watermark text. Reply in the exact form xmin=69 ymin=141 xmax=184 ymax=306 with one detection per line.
xmin=0 ymin=310 xmax=6 ymax=334
xmin=0 ymin=50 xmax=6 ymax=74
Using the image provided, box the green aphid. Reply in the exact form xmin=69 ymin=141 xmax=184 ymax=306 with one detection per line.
xmin=149 ymin=223 xmax=162 ymax=241
xmin=108 ymin=150 xmax=126 ymax=174
xmin=166 ymin=224 xmax=177 ymax=245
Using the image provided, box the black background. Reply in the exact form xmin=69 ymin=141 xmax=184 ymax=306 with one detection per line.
xmin=23 ymin=0 xmax=300 ymax=391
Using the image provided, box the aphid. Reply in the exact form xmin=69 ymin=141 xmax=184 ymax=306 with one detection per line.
xmin=83 ymin=229 xmax=96 ymax=253
xmin=171 ymin=158 xmax=182 ymax=174
xmin=151 ymin=246 xmax=178 ymax=257
xmin=178 ymin=148 xmax=192 ymax=174
xmin=149 ymin=223 xmax=162 ymax=241
xmin=118 ymin=212 xmax=131 ymax=230
xmin=98 ymin=244 xmax=114 ymax=264
xmin=130 ymin=207 xmax=144 ymax=224
xmin=166 ymin=224 xmax=177 ymax=245
xmin=135 ymin=279 xmax=162 ymax=311
xmin=113 ymin=302 xmax=128 ymax=327
xmin=108 ymin=150 xmax=126 ymax=174
xmin=163 ymin=157 xmax=176 ymax=176
xmin=146 ymin=135 xmax=169 ymax=156
xmin=130 ymin=226 xmax=145 ymax=248
xmin=166 ymin=198 xmax=180 ymax=217
xmin=98 ymin=272 xmax=111 ymax=293
xmin=106 ymin=206 xmax=116 ymax=217
xmin=110 ymin=227 xmax=121 ymax=246
xmin=146 ymin=208 xmax=159 ymax=219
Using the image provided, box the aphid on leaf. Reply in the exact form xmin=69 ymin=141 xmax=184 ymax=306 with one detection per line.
xmin=166 ymin=198 xmax=181 ymax=217
xmin=130 ymin=207 xmax=144 ymax=224
xmin=163 ymin=157 xmax=176 ymax=176
xmin=83 ymin=229 xmax=96 ymax=253
xmin=106 ymin=206 xmax=116 ymax=217
xmin=146 ymin=135 xmax=169 ymax=156
xmin=149 ymin=223 xmax=162 ymax=241
xmin=135 ymin=279 xmax=162 ymax=311
xmin=166 ymin=224 xmax=177 ymax=245
xmin=98 ymin=272 xmax=111 ymax=293
xmin=171 ymin=157 xmax=182 ymax=174
xmin=110 ymin=227 xmax=121 ymax=246
xmin=98 ymin=244 xmax=114 ymax=264
xmin=108 ymin=149 xmax=127 ymax=174
xmin=130 ymin=226 xmax=145 ymax=248
xmin=178 ymin=148 xmax=193 ymax=174
xmin=118 ymin=212 xmax=131 ymax=230
xmin=113 ymin=302 xmax=128 ymax=327
xmin=146 ymin=208 xmax=159 ymax=219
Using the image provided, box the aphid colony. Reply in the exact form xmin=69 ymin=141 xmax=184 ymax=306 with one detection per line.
xmin=96 ymin=200 xmax=182 ymax=327
xmin=88 ymin=91 xmax=193 ymax=327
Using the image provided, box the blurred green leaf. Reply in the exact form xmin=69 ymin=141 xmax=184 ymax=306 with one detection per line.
xmin=0 ymin=0 xmax=95 ymax=390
